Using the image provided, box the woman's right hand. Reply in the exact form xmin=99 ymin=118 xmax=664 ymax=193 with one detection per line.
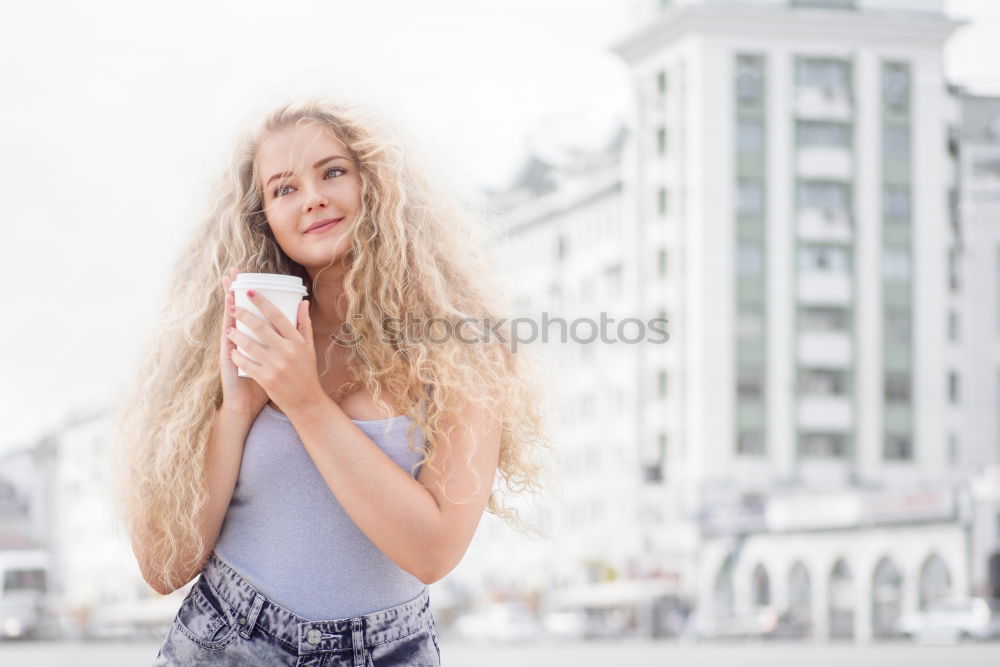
xmin=219 ymin=267 xmax=269 ymax=417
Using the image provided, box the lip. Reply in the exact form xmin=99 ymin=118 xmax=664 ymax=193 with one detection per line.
xmin=304 ymin=217 xmax=344 ymax=234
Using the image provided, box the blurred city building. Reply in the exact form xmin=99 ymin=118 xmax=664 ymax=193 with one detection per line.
xmin=466 ymin=0 xmax=1000 ymax=643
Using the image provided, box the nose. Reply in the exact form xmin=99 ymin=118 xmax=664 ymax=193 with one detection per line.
xmin=302 ymin=185 xmax=329 ymax=213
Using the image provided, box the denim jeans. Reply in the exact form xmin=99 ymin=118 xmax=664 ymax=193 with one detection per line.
xmin=152 ymin=552 xmax=441 ymax=666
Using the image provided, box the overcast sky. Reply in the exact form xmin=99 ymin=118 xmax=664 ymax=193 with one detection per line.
xmin=1 ymin=0 xmax=997 ymax=452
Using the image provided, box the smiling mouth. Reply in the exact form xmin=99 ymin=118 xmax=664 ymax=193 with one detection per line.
xmin=305 ymin=217 xmax=344 ymax=234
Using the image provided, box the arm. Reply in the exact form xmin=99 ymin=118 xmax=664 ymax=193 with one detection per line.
xmin=136 ymin=405 xmax=254 ymax=595
xmin=286 ymin=392 xmax=501 ymax=585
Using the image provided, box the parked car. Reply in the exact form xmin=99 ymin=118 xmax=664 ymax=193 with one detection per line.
xmin=896 ymin=596 xmax=1000 ymax=643
xmin=453 ymin=602 xmax=543 ymax=642
xmin=681 ymin=605 xmax=779 ymax=642
xmin=541 ymin=610 xmax=587 ymax=640
xmin=0 ymin=549 xmax=53 ymax=640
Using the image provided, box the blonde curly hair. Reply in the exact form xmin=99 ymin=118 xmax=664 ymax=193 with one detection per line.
xmin=107 ymin=97 xmax=556 ymax=593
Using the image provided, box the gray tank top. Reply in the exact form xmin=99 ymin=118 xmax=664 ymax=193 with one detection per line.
xmin=213 ymin=403 xmax=429 ymax=619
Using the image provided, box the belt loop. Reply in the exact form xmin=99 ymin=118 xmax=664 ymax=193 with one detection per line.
xmin=351 ymin=618 xmax=365 ymax=666
xmin=238 ymin=592 xmax=265 ymax=640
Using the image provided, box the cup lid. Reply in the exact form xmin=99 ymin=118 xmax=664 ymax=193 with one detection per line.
xmin=231 ymin=272 xmax=308 ymax=296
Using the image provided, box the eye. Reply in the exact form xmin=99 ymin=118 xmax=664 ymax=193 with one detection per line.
xmin=272 ymin=167 xmax=346 ymax=198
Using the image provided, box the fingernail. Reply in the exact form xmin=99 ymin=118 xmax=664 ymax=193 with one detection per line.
xmin=247 ymin=289 xmax=255 ymax=297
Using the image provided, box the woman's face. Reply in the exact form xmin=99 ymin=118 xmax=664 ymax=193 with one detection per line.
xmin=256 ymin=122 xmax=362 ymax=273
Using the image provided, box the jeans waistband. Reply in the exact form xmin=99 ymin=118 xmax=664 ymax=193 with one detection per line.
xmin=201 ymin=551 xmax=432 ymax=656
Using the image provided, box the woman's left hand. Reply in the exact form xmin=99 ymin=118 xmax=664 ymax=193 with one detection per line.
xmin=227 ymin=291 xmax=324 ymax=415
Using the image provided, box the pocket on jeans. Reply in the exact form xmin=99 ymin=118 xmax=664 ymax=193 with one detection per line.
xmin=173 ymin=575 xmax=238 ymax=650
xmin=428 ymin=616 xmax=441 ymax=660
xmin=367 ymin=621 xmax=440 ymax=666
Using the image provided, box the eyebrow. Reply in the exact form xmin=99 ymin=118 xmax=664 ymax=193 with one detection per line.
xmin=265 ymin=155 xmax=350 ymax=188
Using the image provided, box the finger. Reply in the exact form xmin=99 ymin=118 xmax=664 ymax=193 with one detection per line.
xmin=226 ymin=327 xmax=265 ymax=357
xmin=230 ymin=348 xmax=262 ymax=375
xmin=246 ymin=290 xmax=297 ymax=339
xmin=232 ymin=305 xmax=279 ymax=346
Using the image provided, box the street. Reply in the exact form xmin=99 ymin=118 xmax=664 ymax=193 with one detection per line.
xmin=0 ymin=639 xmax=998 ymax=666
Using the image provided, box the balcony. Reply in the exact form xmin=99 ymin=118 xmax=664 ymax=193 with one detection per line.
xmin=797 ymin=208 xmax=853 ymax=244
xmin=797 ymin=271 xmax=851 ymax=304
xmin=795 ymin=87 xmax=853 ymax=121
xmin=797 ymin=146 xmax=852 ymax=181
xmin=797 ymin=332 xmax=852 ymax=366
xmin=798 ymin=396 xmax=853 ymax=431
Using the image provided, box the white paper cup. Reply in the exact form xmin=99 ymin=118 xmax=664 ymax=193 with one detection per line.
xmin=230 ymin=273 xmax=308 ymax=378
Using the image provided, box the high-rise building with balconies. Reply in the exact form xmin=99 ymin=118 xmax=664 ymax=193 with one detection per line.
xmin=611 ymin=0 xmax=966 ymax=641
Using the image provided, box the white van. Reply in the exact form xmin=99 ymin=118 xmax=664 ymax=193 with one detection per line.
xmin=0 ymin=549 xmax=52 ymax=640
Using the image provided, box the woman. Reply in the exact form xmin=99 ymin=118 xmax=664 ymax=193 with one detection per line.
xmin=109 ymin=98 xmax=553 ymax=666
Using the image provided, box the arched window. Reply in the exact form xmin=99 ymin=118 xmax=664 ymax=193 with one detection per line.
xmin=788 ymin=562 xmax=812 ymax=638
xmin=751 ymin=563 xmax=771 ymax=606
xmin=828 ymin=558 xmax=854 ymax=639
xmin=919 ymin=554 xmax=952 ymax=609
xmin=713 ymin=555 xmax=735 ymax=616
xmin=872 ymin=557 xmax=903 ymax=638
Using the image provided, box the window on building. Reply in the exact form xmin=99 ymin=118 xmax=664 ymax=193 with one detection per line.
xmin=885 ymin=309 xmax=911 ymax=345
xmin=738 ymin=241 xmax=764 ymax=276
xmin=948 ymin=309 xmax=960 ymax=342
xmin=800 ymin=306 xmax=850 ymax=331
xmin=883 ymin=62 xmax=911 ymax=113
xmin=658 ymin=432 xmax=668 ymax=457
xmin=657 ymin=126 xmax=667 ymax=156
xmin=796 ymin=120 xmax=851 ymax=148
xmin=737 ymin=431 xmax=765 ymax=455
xmin=884 ymin=434 xmax=912 ymax=460
xmin=799 ymin=432 xmax=847 ymax=457
xmin=974 ymin=159 xmax=1000 ymax=181
xmin=605 ymin=263 xmax=623 ymax=296
xmin=883 ymin=248 xmax=911 ymax=282
xmin=642 ymin=462 xmax=663 ymax=484
xmin=737 ymin=368 xmax=764 ymax=399
xmin=738 ymin=303 xmax=765 ymax=337
xmin=798 ymin=181 xmax=850 ymax=218
xmin=801 ymin=368 xmax=848 ymax=396
xmin=883 ymin=125 xmax=911 ymax=161
xmin=658 ymin=187 xmax=668 ymax=217
xmin=883 ymin=185 xmax=911 ymax=222
xmin=798 ymin=244 xmax=851 ymax=272
xmin=796 ymin=57 xmax=851 ymax=98
xmin=737 ymin=119 xmax=764 ymax=154
xmin=736 ymin=55 xmax=764 ymax=106
xmin=738 ymin=181 xmax=764 ymax=217
xmin=557 ymin=235 xmax=568 ymax=261
xmin=949 ymin=186 xmax=960 ymax=226
xmin=658 ymin=370 xmax=668 ymax=399
xmin=949 ymin=247 xmax=961 ymax=292
xmin=658 ymin=247 xmax=668 ymax=278
xmin=948 ymin=433 xmax=960 ymax=466
xmin=884 ymin=371 xmax=911 ymax=403
xmin=657 ymin=70 xmax=668 ymax=98
xmin=948 ymin=370 xmax=960 ymax=404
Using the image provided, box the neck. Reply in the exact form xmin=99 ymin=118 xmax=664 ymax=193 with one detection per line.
xmin=307 ymin=264 xmax=348 ymax=334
